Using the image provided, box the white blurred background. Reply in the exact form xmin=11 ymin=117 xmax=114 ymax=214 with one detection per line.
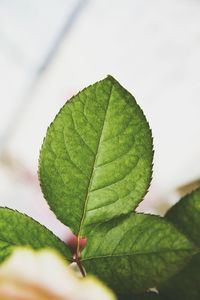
xmin=0 ymin=0 xmax=200 ymax=240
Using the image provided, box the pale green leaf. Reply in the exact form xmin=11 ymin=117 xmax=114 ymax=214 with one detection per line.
xmin=80 ymin=213 xmax=196 ymax=294
xmin=160 ymin=188 xmax=200 ymax=300
xmin=39 ymin=76 xmax=153 ymax=235
xmin=0 ymin=208 xmax=71 ymax=261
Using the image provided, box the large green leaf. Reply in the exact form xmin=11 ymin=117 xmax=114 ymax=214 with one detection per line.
xmin=80 ymin=213 xmax=196 ymax=295
xmin=160 ymin=188 xmax=200 ymax=300
xmin=0 ymin=208 xmax=71 ymax=261
xmin=39 ymin=76 xmax=153 ymax=235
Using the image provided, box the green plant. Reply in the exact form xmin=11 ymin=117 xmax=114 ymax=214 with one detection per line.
xmin=0 ymin=76 xmax=199 ymax=299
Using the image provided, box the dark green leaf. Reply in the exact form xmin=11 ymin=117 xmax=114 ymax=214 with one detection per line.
xmin=0 ymin=208 xmax=71 ymax=261
xmin=166 ymin=188 xmax=200 ymax=246
xmin=80 ymin=213 xmax=196 ymax=295
xmin=160 ymin=188 xmax=200 ymax=300
xmin=39 ymin=76 xmax=153 ymax=235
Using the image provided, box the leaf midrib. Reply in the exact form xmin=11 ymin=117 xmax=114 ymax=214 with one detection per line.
xmin=81 ymin=247 xmax=196 ymax=262
xmin=77 ymin=84 xmax=114 ymax=238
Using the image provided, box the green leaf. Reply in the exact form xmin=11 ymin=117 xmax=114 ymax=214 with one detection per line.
xmin=160 ymin=188 xmax=200 ymax=300
xmin=80 ymin=213 xmax=196 ymax=295
xmin=39 ymin=76 xmax=153 ymax=235
xmin=166 ymin=188 xmax=200 ymax=245
xmin=0 ymin=208 xmax=71 ymax=261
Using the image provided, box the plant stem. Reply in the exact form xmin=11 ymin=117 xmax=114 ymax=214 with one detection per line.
xmin=76 ymin=258 xmax=86 ymax=277
xmin=74 ymin=242 xmax=86 ymax=277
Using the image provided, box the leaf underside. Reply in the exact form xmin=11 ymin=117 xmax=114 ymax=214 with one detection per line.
xmin=0 ymin=208 xmax=71 ymax=262
xmin=80 ymin=213 xmax=195 ymax=294
xmin=39 ymin=76 xmax=153 ymax=235
xmin=160 ymin=188 xmax=200 ymax=300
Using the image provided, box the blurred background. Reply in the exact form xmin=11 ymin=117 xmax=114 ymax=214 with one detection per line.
xmin=0 ymin=0 xmax=200 ymax=240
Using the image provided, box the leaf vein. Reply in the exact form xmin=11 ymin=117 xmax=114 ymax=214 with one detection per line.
xmin=77 ymin=84 xmax=114 ymax=236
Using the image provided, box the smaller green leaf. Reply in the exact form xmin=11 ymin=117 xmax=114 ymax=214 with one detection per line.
xmin=160 ymin=188 xmax=200 ymax=300
xmin=80 ymin=213 xmax=196 ymax=295
xmin=0 ymin=208 xmax=71 ymax=262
